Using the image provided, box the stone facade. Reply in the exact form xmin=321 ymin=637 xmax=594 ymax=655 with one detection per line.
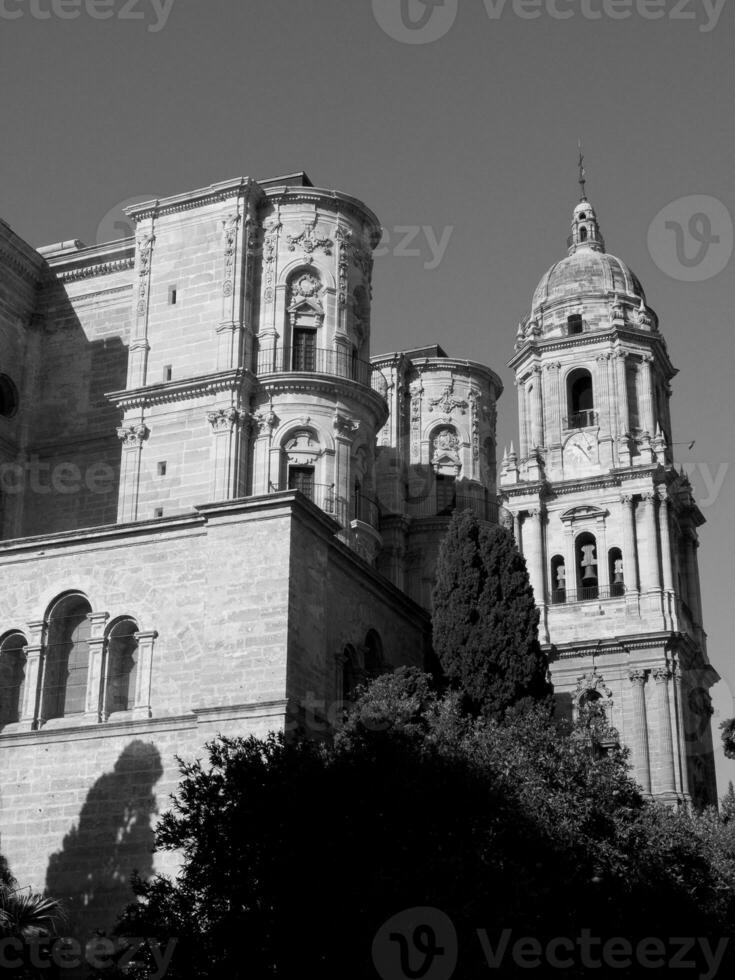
xmin=0 ymin=175 xmax=432 ymax=936
xmin=500 ymin=197 xmax=718 ymax=807
xmin=0 ymin=176 xmax=718 ymax=943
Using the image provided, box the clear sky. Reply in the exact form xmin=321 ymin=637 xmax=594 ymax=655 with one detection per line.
xmin=1 ymin=0 xmax=734 ymax=791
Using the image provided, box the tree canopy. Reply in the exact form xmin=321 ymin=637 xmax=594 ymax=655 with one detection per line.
xmin=110 ymin=669 xmax=735 ymax=979
xmin=432 ymin=510 xmax=552 ymax=719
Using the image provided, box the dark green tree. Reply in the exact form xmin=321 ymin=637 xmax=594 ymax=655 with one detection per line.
xmin=432 ymin=509 xmax=552 ymax=719
xmin=109 ymin=669 xmax=735 ymax=979
xmin=721 ymin=718 xmax=735 ymax=759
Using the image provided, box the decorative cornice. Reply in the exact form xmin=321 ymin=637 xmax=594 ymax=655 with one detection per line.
xmin=123 ymin=177 xmax=265 ymax=223
xmin=106 ymin=370 xmax=253 ymax=410
xmin=54 ymin=256 xmax=135 ymax=283
xmin=257 ymin=375 xmax=388 ymax=426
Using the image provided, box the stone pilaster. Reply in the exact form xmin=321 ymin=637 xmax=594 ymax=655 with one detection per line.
xmin=653 ymin=666 xmax=678 ymax=798
xmin=127 ymin=228 xmax=155 ymax=389
xmin=132 ymin=630 xmax=158 ymax=720
xmin=530 ymin=365 xmax=543 ymax=450
xmin=116 ymin=422 xmax=149 ymax=523
xmin=19 ymin=620 xmax=45 ymax=729
xmin=672 ymin=664 xmax=691 ymax=801
xmin=638 ymin=353 xmax=655 ymax=436
xmin=641 ymin=490 xmax=661 ymax=593
xmin=84 ymin=612 xmax=110 ymax=723
xmin=207 ymin=408 xmax=252 ymax=502
xmin=620 ymin=494 xmax=639 ymax=592
xmin=629 ymin=669 xmax=651 ymax=794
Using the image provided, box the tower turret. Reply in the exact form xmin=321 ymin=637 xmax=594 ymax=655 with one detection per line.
xmin=500 ymin=189 xmax=718 ymax=808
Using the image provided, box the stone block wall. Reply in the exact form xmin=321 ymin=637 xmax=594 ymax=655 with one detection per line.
xmin=0 ymin=493 xmax=430 ymax=938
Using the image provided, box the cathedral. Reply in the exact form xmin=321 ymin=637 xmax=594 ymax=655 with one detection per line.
xmin=0 ymin=169 xmax=717 ymax=935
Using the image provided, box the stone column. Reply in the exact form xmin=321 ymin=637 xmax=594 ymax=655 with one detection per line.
xmin=614 ymin=349 xmax=630 ymax=434
xmin=116 ymin=421 xmax=149 ymax=523
xmin=530 ymin=366 xmax=543 ymax=449
xmin=333 ymin=413 xmax=360 ymax=525
xmin=673 ymin=664 xmax=691 ymax=801
xmin=207 ymin=408 xmax=251 ymax=502
xmin=19 ymin=620 xmax=46 ymax=729
xmin=127 ymin=228 xmax=155 ymax=389
xmin=595 ymin=352 xmax=611 ymax=433
xmin=653 ymin=666 xmax=678 ymax=797
xmin=523 ymin=508 xmax=545 ymax=606
xmin=629 ymin=669 xmax=651 ymax=794
xmin=620 ymin=494 xmax=639 ymax=592
xmin=517 ymin=379 xmax=528 ymax=459
xmin=596 ymin=517 xmax=610 ymax=595
xmin=133 ymin=630 xmax=159 ymax=720
xmin=251 ymin=410 xmax=278 ymax=495
xmin=84 ymin=612 xmax=110 ymax=723
xmin=657 ymin=488 xmax=674 ymax=594
xmin=638 ymin=354 xmax=655 ymax=436
xmin=641 ymin=490 xmax=661 ymax=592
xmin=544 ymin=362 xmax=562 ymax=446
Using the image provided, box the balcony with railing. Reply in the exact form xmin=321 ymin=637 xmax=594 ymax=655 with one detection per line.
xmin=565 ymin=409 xmax=598 ymax=429
xmin=549 ymin=584 xmax=626 ymax=605
xmin=399 ymin=492 xmax=499 ymax=524
xmin=255 ymin=346 xmax=382 ymax=389
xmin=273 ymin=482 xmax=381 ymax=531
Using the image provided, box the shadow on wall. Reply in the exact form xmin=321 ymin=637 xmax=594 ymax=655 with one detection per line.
xmin=45 ymin=740 xmax=163 ymax=938
xmin=19 ymin=274 xmax=128 ymax=536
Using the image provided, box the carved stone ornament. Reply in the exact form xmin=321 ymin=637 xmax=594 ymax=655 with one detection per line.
xmin=287 ymin=221 xmax=333 ymax=256
xmin=222 ymin=213 xmax=240 ymax=297
xmin=207 ymin=408 xmax=245 ymax=432
xmin=573 ymin=670 xmax=612 ymax=704
xmin=333 ymin=413 xmax=360 ymax=437
xmin=116 ymin=423 xmax=149 ymax=448
xmin=429 ymin=381 xmax=468 ymax=415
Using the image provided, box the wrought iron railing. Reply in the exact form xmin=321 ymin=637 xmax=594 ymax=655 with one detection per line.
xmin=255 ymin=346 xmax=377 ymax=387
xmin=400 ymin=493 xmax=500 ymax=523
xmin=565 ymin=410 xmax=597 ymax=429
xmin=550 ymin=584 xmax=626 ymax=604
xmin=351 ymin=493 xmax=380 ymax=528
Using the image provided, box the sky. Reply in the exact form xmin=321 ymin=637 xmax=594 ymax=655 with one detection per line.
xmin=1 ymin=0 xmax=734 ymax=790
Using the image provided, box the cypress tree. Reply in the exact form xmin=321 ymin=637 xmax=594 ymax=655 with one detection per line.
xmin=432 ymin=509 xmax=552 ymax=720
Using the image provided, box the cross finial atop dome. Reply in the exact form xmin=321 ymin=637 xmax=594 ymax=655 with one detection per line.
xmin=577 ymin=139 xmax=587 ymax=201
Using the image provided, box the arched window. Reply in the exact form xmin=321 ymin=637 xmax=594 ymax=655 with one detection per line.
xmin=609 ymin=547 xmax=625 ymax=596
xmin=576 ymin=532 xmax=599 ymax=600
xmin=342 ymin=644 xmax=361 ymax=703
xmin=44 ymin=595 xmax=92 ymax=720
xmin=286 ymin=270 xmax=323 ymax=372
xmin=0 ymin=375 xmax=19 ymax=418
xmin=567 ymin=369 xmax=595 ymax=428
xmin=550 ymin=555 xmax=567 ymax=604
xmin=106 ymin=619 xmax=139 ymax=715
xmin=580 ymin=226 xmax=588 ymax=242
xmin=364 ymin=630 xmax=384 ymax=678
xmin=0 ymin=632 xmax=27 ymax=726
xmin=567 ymin=314 xmax=583 ymax=336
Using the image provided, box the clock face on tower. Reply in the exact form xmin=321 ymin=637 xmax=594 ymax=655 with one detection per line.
xmin=564 ymin=431 xmax=597 ymax=473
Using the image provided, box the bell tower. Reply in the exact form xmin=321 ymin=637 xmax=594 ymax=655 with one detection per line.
xmin=500 ymin=190 xmax=718 ymax=807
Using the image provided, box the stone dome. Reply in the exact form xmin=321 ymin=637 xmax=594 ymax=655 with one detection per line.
xmin=532 ymin=249 xmax=645 ymax=312
xmin=531 ymin=197 xmax=646 ymax=314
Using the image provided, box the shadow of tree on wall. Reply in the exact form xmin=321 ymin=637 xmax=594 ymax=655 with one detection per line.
xmin=45 ymin=740 xmax=163 ymax=938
